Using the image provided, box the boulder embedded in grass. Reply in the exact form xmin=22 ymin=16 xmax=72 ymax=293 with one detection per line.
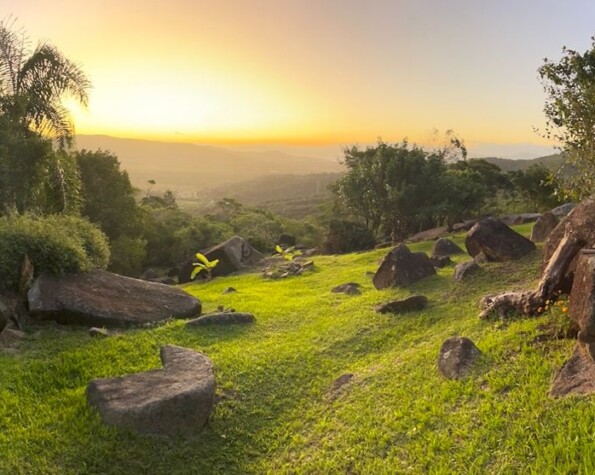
xmin=438 ymin=337 xmax=481 ymax=379
xmin=373 ymin=244 xmax=436 ymax=289
xmin=432 ymin=238 xmax=464 ymax=257
xmin=375 ymin=295 xmax=428 ymax=314
xmin=87 ymin=345 xmax=215 ymax=437
xmin=186 ymin=312 xmax=255 ymax=326
xmin=465 ymin=218 xmax=535 ymax=262
xmin=454 ymin=261 xmax=481 ymax=282
xmin=28 ymin=270 xmax=201 ymax=328
xmin=331 ymin=283 xmax=362 ymax=295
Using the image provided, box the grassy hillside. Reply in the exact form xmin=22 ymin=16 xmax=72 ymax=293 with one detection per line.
xmin=1 ymin=224 xmax=591 ymax=474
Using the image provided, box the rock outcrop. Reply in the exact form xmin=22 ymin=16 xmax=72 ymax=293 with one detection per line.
xmin=87 ymin=345 xmax=215 ymax=437
xmin=454 ymin=261 xmax=481 ymax=282
xmin=465 ymin=218 xmax=536 ymax=262
xmin=28 ymin=270 xmax=201 ymax=328
xmin=569 ymin=250 xmax=595 ymax=362
xmin=178 ymin=236 xmax=264 ymax=283
xmin=373 ymin=244 xmax=436 ymax=289
xmin=550 ymin=345 xmax=595 ymax=397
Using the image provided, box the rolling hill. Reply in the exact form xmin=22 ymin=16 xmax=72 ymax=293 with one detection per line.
xmin=74 ymin=135 xmax=343 ymax=193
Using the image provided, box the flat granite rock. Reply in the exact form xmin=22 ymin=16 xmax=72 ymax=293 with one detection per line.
xmin=28 ymin=270 xmax=201 ymax=328
xmin=186 ymin=312 xmax=255 ymax=326
xmin=87 ymin=345 xmax=215 ymax=437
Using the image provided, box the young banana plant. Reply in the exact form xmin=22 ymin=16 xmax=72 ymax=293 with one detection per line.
xmin=191 ymin=252 xmax=219 ymax=280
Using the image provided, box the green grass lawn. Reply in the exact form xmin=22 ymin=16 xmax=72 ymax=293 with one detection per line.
xmin=1 ymin=225 xmax=593 ymax=474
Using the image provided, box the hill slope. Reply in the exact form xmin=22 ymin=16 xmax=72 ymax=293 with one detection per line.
xmin=74 ymin=135 xmax=342 ymax=192
xmin=482 ymin=153 xmax=563 ymax=172
xmin=1 ymin=225 xmax=590 ymax=474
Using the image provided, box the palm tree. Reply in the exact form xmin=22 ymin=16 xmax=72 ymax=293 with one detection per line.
xmin=0 ymin=18 xmax=90 ymax=147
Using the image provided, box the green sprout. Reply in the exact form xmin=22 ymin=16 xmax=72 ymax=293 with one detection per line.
xmin=191 ymin=252 xmax=219 ymax=280
xmin=275 ymin=245 xmax=301 ymax=261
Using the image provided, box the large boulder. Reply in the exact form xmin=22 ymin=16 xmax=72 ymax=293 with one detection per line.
xmin=569 ymin=249 xmax=595 ymax=363
xmin=28 ymin=270 xmax=201 ymax=328
xmin=87 ymin=345 xmax=215 ymax=437
xmin=373 ymin=244 xmax=436 ymax=290
xmin=178 ymin=236 xmax=264 ymax=284
xmin=438 ymin=337 xmax=481 ymax=379
xmin=431 ymin=238 xmax=464 ymax=257
xmin=530 ymin=211 xmax=559 ymax=243
xmin=500 ymin=213 xmax=542 ymax=226
xmin=465 ymin=218 xmax=536 ymax=262
xmin=551 ymin=202 xmax=576 ymax=217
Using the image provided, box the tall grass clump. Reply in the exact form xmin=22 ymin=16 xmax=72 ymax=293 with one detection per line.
xmin=0 ymin=214 xmax=110 ymax=289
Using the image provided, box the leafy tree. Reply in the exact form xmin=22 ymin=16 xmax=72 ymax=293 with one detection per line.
xmin=0 ymin=19 xmax=90 ymax=146
xmin=508 ymin=164 xmax=563 ymax=211
xmin=539 ymin=37 xmax=595 ymax=199
xmin=77 ymin=149 xmax=139 ymax=240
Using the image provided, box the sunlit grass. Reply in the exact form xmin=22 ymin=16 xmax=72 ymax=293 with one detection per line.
xmin=1 ymin=225 xmax=592 ymax=474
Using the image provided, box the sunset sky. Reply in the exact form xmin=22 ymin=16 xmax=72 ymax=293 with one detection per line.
xmin=4 ymin=0 xmax=595 ymax=156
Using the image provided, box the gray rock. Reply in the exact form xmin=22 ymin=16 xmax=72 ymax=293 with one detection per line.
xmin=222 ymin=287 xmax=238 ymax=294
xmin=373 ymin=244 xmax=436 ymax=289
xmin=551 ymin=202 xmax=576 ymax=217
xmin=569 ymin=250 xmax=595 ymax=363
xmin=454 ymin=261 xmax=481 ymax=282
xmin=0 ymin=328 xmax=26 ymax=349
xmin=432 ymin=238 xmax=464 ymax=257
xmin=438 ymin=337 xmax=481 ymax=379
xmin=87 ymin=345 xmax=215 ymax=437
xmin=178 ymin=236 xmax=264 ymax=283
xmin=500 ymin=213 xmax=542 ymax=226
xmin=465 ymin=218 xmax=536 ymax=262
xmin=186 ymin=312 xmax=255 ymax=326
xmin=550 ymin=345 xmax=595 ymax=397
xmin=375 ymin=295 xmax=428 ymax=314
xmin=530 ymin=211 xmax=559 ymax=243
xmin=343 ymin=285 xmax=362 ymax=295
xmin=28 ymin=270 xmax=201 ymax=328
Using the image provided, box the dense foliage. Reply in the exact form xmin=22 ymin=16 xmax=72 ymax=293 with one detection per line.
xmin=0 ymin=214 xmax=109 ymax=289
xmin=539 ymin=37 xmax=595 ymax=199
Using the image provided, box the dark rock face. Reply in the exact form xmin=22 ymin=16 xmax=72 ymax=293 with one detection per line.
xmin=375 ymin=295 xmax=428 ymax=314
xmin=543 ymin=196 xmax=595 ymax=277
xmin=432 ymin=238 xmax=464 ymax=257
xmin=27 ymin=270 xmax=201 ymax=328
xmin=373 ymin=244 xmax=436 ymax=290
xmin=465 ymin=218 xmax=536 ymax=262
xmin=437 ymin=337 xmax=481 ymax=379
xmin=550 ymin=344 xmax=595 ymax=397
xmin=178 ymin=236 xmax=264 ymax=284
xmin=569 ymin=250 xmax=595 ymax=363
xmin=429 ymin=255 xmax=452 ymax=268
xmin=186 ymin=312 xmax=255 ymax=326
xmin=530 ymin=211 xmax=559 ymax=243
xmin=0 ymin=300 xmax=8 ymax=333
xmin=87 ymin=345 xmax=215 ymax=437
xmin=454 ymin=261 xmax=481 ymax=282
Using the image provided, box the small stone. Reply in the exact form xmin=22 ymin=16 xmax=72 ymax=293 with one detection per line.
xmin=343 ymin=286 xmax=362 ymax=295
xmin=186 ymin=312 xmax=255 ymax=326
xmin=432 ymin=238 xmax=464 ymax=257
xmin=375 ymin=295 xmax=428 ymax=314
xmin=89 ymin=327 xmax=112 ymax=338
xmin=331 ymin=283 xmax=361 ymax=293
xmin=329 ymin=373 xmax=354 ymax=395
xmin=438 ymin=337 xmax=481 ymax=379
xmin=222 ymin=287 xmax=238 ymax=294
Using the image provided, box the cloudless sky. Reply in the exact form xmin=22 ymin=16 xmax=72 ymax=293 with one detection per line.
xmin=2 ymin=0 xmax=595 ymax=154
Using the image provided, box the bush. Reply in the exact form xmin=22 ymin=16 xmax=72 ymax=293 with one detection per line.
xmin=323 ymin=220 xmax=376 ymax=254
xmin=0 ymin=214 xmax=110 ymax=290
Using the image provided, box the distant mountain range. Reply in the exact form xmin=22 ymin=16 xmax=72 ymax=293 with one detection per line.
xmin=74 ymin=135 xmax=564 ymax=201
xmin=74 ymin=135 xmax=342 ymax=192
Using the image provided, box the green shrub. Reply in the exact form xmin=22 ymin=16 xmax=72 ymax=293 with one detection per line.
xmin=0 ymin=214 xmax=110 ymax=290
xmin=322 ymin=219 xmax=376 ymax=254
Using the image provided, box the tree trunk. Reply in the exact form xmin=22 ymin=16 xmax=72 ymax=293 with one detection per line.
xmin=479 ymin=226 xmax=583 ymax=319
